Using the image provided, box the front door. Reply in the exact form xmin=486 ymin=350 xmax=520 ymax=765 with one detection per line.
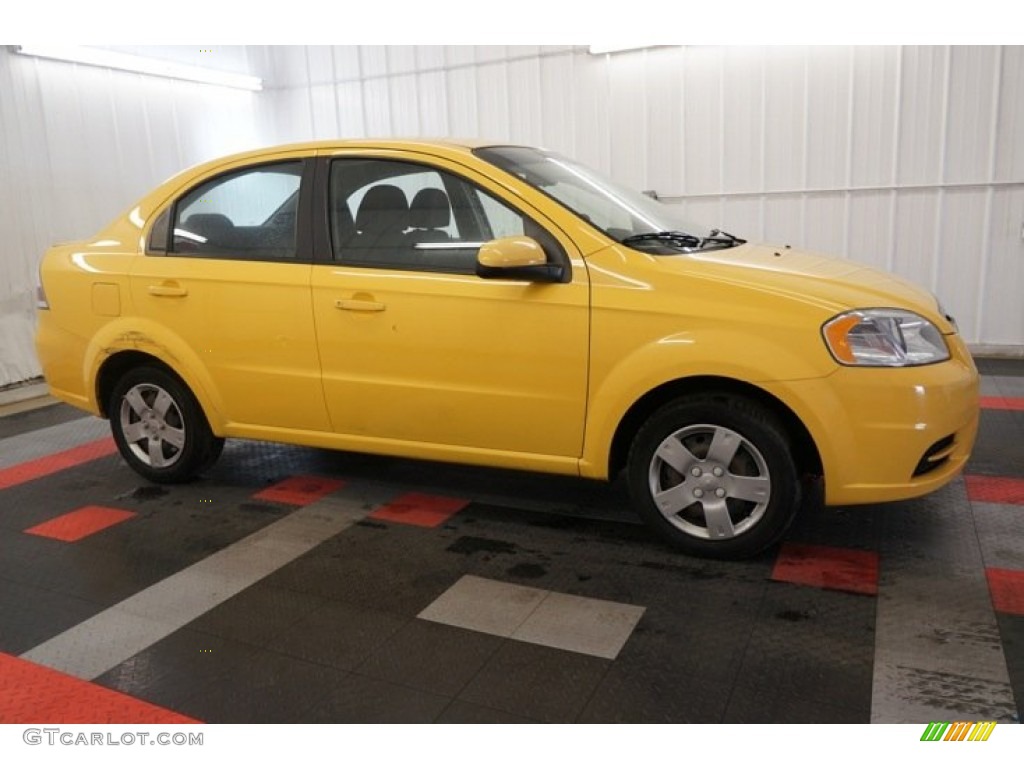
xmin=311 ymin=154 xmax=589 ymax=464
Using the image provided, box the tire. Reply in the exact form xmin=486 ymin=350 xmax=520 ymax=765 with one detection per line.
xmin=108 ymin=366 xmax=224 ymax=483
xmin=627 ymin=394 xmax=800 ymax=559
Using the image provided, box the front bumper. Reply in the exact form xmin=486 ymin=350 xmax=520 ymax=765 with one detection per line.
xmin=767 ymin=337 xmax=979 ymax=506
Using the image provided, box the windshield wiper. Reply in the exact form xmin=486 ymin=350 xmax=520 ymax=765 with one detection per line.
xmin=620 ymin=231 xmax=701 ymax=249
xmin=700 ymin=229 xmax=747 ymax=249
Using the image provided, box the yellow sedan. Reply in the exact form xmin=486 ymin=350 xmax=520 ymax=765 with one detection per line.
xmin=35 ymin=140 xmax=979 ymax=558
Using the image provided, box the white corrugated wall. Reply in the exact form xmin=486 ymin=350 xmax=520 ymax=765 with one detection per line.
xmin=1 ymin=45 xmax=1021 ymax=389
xmin=263 ymin=44 xmax=1024 ymax=354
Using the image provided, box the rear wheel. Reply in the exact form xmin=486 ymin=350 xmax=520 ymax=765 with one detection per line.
xmin=108 ymin=366 xmax=223 ymax=483
xmin=627 ymin=394 xmax=800 ymax=559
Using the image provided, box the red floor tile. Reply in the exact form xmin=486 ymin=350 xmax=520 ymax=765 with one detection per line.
xmin=370 ymin=492 xmax=468 ymax=528
xmin=979 ymin=396 xmax=1024 ymax=411
xmin=986 ymin=568 xmax=1024 ymax=616
xmin=252 ymin=474 xmax=346 ymax=506
xmin=0 ymin=653 xmax=200 ymax=724
xmin=0 ymin=437 xmax=117 ymax=492
xmin=771 ymin=542 xmax=880 ymax=596
xmin=965 ymin=475 xmax=1024 ymax=506
xmin=25 ymin=506 xmax=137 ymax=542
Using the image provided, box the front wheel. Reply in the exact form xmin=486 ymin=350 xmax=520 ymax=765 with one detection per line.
xmin=108 ymin=366 xmax=223 ymax=483
xmin=627 ymin=394 xmax=801 ymax=559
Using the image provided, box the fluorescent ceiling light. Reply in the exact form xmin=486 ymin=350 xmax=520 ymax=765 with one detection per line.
xmin=13 ymin=44 xmax=263 ymax=91
xmin=588 ymin=45 xmax=662 ymax=55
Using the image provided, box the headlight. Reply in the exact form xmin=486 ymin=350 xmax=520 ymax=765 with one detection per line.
xmin=822 ymin=309 xmax=950 ymax=367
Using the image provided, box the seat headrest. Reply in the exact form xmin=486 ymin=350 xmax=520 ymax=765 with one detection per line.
xmin=355 ymin=185 xmax=409 ymax=234
xmin=184 ymin=213 xmax=233 ymax=239
xmin=409 ymin=188 xmax=451 ymax=230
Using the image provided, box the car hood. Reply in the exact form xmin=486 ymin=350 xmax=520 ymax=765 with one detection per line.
xmin=677 ymin=243 xmax=953 ymax=331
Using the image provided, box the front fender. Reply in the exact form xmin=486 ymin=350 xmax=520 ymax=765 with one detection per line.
xmin=579 ymin=327 xmax=837 ymax=479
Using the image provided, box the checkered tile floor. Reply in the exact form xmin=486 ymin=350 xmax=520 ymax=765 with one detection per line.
xmin=0 ymin=360 xmax=1021 ymax=723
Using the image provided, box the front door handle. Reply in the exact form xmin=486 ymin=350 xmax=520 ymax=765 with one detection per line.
xmin=335 ymin=298 xmax=386 ymax=312
xmin=147 ymin=283 xmax=188 ymax=298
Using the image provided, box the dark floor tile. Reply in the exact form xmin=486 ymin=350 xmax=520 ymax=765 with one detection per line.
xmin=0 ymin=402 xmax=83 ymax=439
xmin=968 ymin=410 xmax=1024 ymax=478
xmin=187 ymin=584 xmax=327 ymax=647
xmin=303 ymin=672 xmax=451 ymax=723
xmin=976 ymin=358 xmax=1024 ymax=377
xmin=995 ymin=613 xmax=1024 ymax=722
xmin=96 ymin=628 xmax=350 ymax=724
xmin=720 ymin=582 xmax=876 ymax=722
xmin=262 ymin=598 xmax=410 ymax=671
xmin=458 ymin=640 xmax=609 ymax=723
xmin=0 ymin=579 xmax=103 ymax=655
xmin=436 ymin=699 xmax=538 ymax=723
xmin=356 ymin=619 xmax=502 ymax=697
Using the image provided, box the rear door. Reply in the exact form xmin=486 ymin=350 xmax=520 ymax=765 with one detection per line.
xmin=131 ymin=156 xmax=329 ymax=432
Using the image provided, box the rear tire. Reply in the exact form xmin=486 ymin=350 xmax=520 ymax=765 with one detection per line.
xmin=108 ymin=366 xmax=223 ymax=483
xmin=627 ymin=394 xmax=800 ymax=559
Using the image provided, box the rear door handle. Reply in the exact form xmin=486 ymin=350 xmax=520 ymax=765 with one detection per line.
xmin=147 ymin=283 xmax=188 ymax=298
xmin=335 ymin=298 xmax=386 ymax=312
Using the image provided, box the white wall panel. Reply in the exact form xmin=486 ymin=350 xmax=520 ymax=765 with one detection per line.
xmin=983 ymin=189 xmax=1024 ymax=343
xmin=332 ymin=46 xmax=361 ymax=81
xmin=445 ymin=68 xmax=479 ymax=138
xmin=475 ymin=64 xmax=511 ymax=142
xmin=416 ymin=72 xmax=449 ymax=137
xmin=360 ymin=46 xmax=388 ymax=79
xmin=995 ymin=47 xmax=1024 ymax=182
xmin=847 ymin=191 xmax=895 ymax=270
xmin=309 ymin=84 xmax=339 ymax=139
xmin=335 ymin=81 xmax=366 ymax=137
xmin=538 ymin=53 xmax=575 ymax=154
xmin=897 ymin=47 xmax=946 ymax=186
xmin=721 ymin=47 xmax=765 ymax=194
xmin=415 ymin=46 xmax=446 ymax=72
xmin=361 ymin=78 xmax=392 ymax=135
xmin=850 ymin=46 xmax=899 ymax=188
xmin=507 ymin=58 xmax=543 ymax=147
xmin=608 ymin=54 xmax=647 ymax=191
xmin=805 ymin=48 xmax=852 ymax=190
xmin=644 ymin=49 xmax=684 ymax=196
xmin=388 ymin=75 xmax=421 ymax=136
xmin=945 ymin=46 xmax=999 ymax=184
xmin=683 ymin=47 xmax=724 ymax=195
xmin=891 ymin=190 xmax=939 ymax=284
xmin=935 ymin=189 xmax=990 ymax=341
xmin=804 ymin=194 xmax=847 ymax=256
xmin=762 ymin=48 xmax=806 ymax=193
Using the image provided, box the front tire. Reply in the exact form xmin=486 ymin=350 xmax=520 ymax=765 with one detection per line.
xmin=108 ymin=366 xmax=223 ymax=483
xmin=627 ymin=394 xmax=800 ymax=559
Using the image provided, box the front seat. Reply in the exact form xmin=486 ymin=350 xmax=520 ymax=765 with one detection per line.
xmin=349 ymin=185 xmax=409 ymax=251
xmin=406 ymin=188 xmax=452 ymax=244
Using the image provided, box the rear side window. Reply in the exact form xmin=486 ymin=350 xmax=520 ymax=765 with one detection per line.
xmin=171 ymin=162 xmax=303 ymax=260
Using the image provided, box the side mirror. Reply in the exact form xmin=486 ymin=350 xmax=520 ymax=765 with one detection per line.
xmin=476 ymin=236 xmax=564 ymax=283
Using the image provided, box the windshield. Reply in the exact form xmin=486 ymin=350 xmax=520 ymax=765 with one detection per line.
xmin=475 ymin=146 xmax=740 ymax=252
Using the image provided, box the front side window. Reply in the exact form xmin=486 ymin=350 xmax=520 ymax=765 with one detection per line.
xmin=171 ymin=162 xmax=303 ymax=260
xmin=329 ymin=158 xmax=557 ymax=274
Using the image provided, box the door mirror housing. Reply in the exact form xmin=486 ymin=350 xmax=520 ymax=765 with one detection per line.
xmin=476 ymin=236 xmax=564 ymax=282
